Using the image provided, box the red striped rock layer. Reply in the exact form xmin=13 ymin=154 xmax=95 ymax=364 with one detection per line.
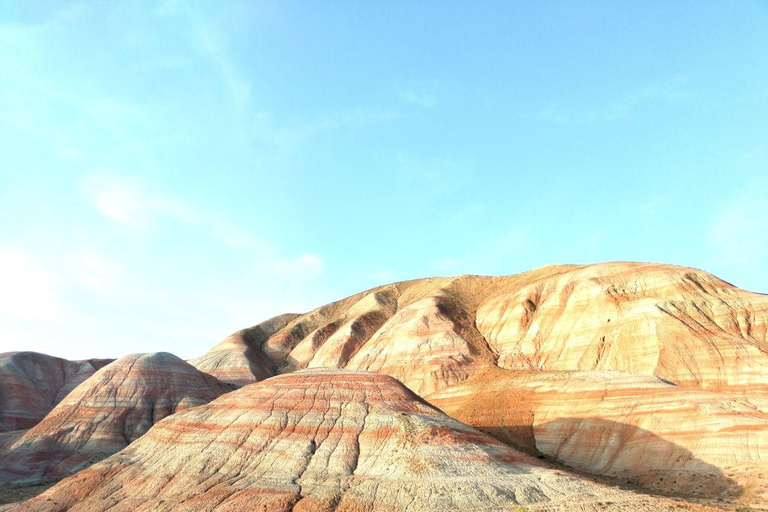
xmin=188 ymin=313 xmax=299 ymax=386
xmin=193 ymin=262 xmax=768 ymax=396
xmin=0 ymin=352 xmax=231 ymax=484
xmin=7 ymin=369 xmax=718 ymax=512
xmin=428 ymin=367 xmax=768 ymax=504
xmin=0 ymin=352 xmax=112 ymax=432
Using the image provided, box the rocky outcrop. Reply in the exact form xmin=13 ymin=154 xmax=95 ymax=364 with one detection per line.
xmin=5 ymin=370 xmax=721 ymax=512
xmin=0 ymin=352 xmax=112 ymax=432
xmin=0 ymin=353 xmax=231 ymax=484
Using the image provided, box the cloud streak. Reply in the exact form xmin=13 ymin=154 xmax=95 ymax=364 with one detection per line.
xmin=534 ymin=76 xmax=690 ymax=125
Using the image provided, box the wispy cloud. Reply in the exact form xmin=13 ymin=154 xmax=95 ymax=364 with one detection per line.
xmin=82 ymin=174 xmax=190 ymax=227
xmin=252 ymin=107 xmax=400 ymax=151
xmin=396 ymin=153 xmax=475 ymax=196
xmin=396 ymin=79 xmax=440 ymax=108
xmin=196 ymin=23 xmax=252 ymax=107
xmin=534 ymin=76 xmax=690 ymax=125
xmin=82 ymin=172 xmax=325 ymax=276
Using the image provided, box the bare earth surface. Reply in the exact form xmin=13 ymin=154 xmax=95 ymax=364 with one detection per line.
xmin=0 ymin=352 xmax=231 ymax=485
xmin=0 ymin=352 xmax=112 ymax=431
xmin=3 ymin=370 xmax=730 ymax=512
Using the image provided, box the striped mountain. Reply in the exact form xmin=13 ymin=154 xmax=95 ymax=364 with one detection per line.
xmin=0 ymin=352 xmax=231 ymax=484
xmin=190 ymin=261 xmax=768 ymax=506
xmin=0 ymin=352 xmax=112 ymax=432
xmin=5 ymin=369 xmax=724 ymax=512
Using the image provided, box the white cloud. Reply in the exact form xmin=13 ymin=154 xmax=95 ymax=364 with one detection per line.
xmin=82 ymin=174 xmax=191 ymax=227
xmin=397 ymin=80 xmax=439 ymax=108
xmin=196 ymin=23 xmax=252 ymax=107
xmin=396 ymin=153 xmax=475 ymax=195
xmin=399 ymin=89 xmax=438 ymax=108
xmin=0 ymin=252 xmax=62 ymax=321
xmin=269 ymin=253 xmax=325 ymax=282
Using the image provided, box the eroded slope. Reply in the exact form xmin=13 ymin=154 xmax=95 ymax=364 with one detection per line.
xmin=6 ymin=369 xmax=720 ymax=512
xmin=0 ymin=352 xmax=230 ymax=484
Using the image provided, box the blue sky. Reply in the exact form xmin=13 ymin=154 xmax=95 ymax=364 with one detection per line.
xmin=1 ymin=1 xmax=766 ymax=359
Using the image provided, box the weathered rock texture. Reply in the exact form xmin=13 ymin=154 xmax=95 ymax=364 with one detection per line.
xmin=189 ymin=313 xmax=299 ymax=386
xmin=0 ymin=352 xmax=112 ymax=432
xmin=474 ymin=263 xmax=768 ymax=391
xmin=0 ymin=352 xmax=230 ymax=484
xmin=428 ymin=367 xmax=766 ymax=501
xmin=194 ymin=262 xmax=768 ymax=394
xmin=5 ymin=370 xmax=722 ymax=512
xmin=189 ymin=261 xmax=768 ymax=505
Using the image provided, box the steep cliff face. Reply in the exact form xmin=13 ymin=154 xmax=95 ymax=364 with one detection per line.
xmin=0 ymin=353 xmax=230 ymax=484
xmin=0 ymin=352 xmax=112 ymax=432
xmin=5 ymin=370 xmax=721 ymax=512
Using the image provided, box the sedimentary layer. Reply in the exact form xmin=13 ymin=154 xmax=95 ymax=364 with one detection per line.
xmin=0 ymin=352 xmax=230 ymax=484
xmin=5 ymin=369 xmax=721 ymax=512
xmin=0 ymin=352 xmax=112 ymax=432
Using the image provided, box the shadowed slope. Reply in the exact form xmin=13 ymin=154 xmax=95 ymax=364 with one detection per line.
xmin=0 ymin=352 xmax=231 ymax=484
xmin=189 ymin=313 xmax=299 ymax=386
xmin=428 ymin=367 xmax=767 ymax=502
xmin=0 ymin=352 xmax=112 ymax=432
xmin=6 ymin=369 xmax=724 ymax=512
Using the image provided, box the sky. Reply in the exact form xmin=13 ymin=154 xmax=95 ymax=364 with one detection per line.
xmin=1 ymin=1 xmax=766 ymax=360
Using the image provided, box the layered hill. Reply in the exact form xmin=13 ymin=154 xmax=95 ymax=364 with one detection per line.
xmin=188 ymin=261 xmax=768 ymax=505
xmin=6 ymin=369 xmax=723 ymax=512
xmin=0 ymin=352 xmax=231 ymax=484
xmin=0 ymin=352 xmax=112 ymax=432
xmin=192 ymin=262 xmax=768 ymax=394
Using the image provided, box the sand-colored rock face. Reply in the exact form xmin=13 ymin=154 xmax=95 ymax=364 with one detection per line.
xmin=188 ymin=313 xmax=299 ymax=386
xmin=6 ymin=369 xmax=720 ymax=512
xmin=0 ymin=352 xmax=112 ymax=432
xmin=429 ymin=367 xmax=768 ymax=501
xmin=0 ymin=352 xmax=231 ymax=484
xmin=475 ymin=263 xmax=768 ymax=390
xmin=194 ymin=262 xmax=768 ymax=395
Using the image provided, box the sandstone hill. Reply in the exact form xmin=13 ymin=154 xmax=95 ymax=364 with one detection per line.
xmin=5 ymin=369 xmax=725 ymax=512
xmin=0 ymin=352 xmax=231 ymax=485
xmin=192 ymin=262 xmax=768 ymax=394
xmin=0 ymin=352 xmax=112 ymax=432
xmin=189 ymin=261 xmax=768 ymax=506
